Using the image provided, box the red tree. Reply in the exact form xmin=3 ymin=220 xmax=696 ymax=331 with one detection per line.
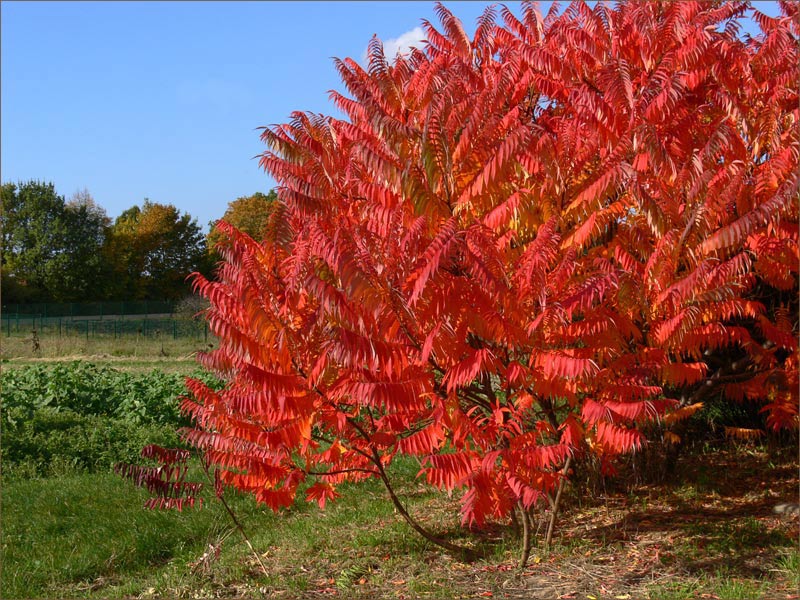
xmin=183 ymin=0 xmax=798 ymax=563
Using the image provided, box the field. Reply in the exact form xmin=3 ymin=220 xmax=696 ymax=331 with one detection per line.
xmin=1 ymin=332 xmax=798 ymax=599
xmin=1 ymin=325 xmax=210 ymax=371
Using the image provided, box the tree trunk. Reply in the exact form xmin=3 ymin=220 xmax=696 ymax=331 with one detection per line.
xmin=372 ymin=450 xmax=483 ymax=561
xmin=517 ymin=501 xmax=533 ymax=570
xmin=545 ymin=455 xmax=572 ymax=550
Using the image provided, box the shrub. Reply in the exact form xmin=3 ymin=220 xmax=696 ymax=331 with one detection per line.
xmin=0 ymin=362 xmax=221 ymax=478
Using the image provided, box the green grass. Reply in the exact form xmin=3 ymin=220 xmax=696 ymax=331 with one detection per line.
xmin=648 ymin=574 xmax=773 ymax=600
xmin=775 ymin=549 xmax=800 ymax=591
xmin=0 ymin=457 xmax=357 ymax=598
xmin=1 ymin=472 xmax=227 ymax=598
xmin=0 ymin=455 xmax=483 ymax=599
xmin=674 ymin=517 xmax=795 ymax=562
xmin=1 ymin=330 xmax=212 ymax=365
xmin=3 ymin=448 xmax=798 ymax=599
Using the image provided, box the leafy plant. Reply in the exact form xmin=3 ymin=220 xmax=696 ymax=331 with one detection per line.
xmin=1 ymin=410 xmax=180 ymax=478
xmin=1 ymin=361 xmax=221 ymax=426
xmin=183 ymin=0 xmax=798 ymax=567
xmin=0 ymin=362 xmax=222 ymax=477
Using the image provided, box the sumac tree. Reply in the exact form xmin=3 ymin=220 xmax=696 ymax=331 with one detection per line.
xmin=182 ymin=0 xmax=798 ymax=563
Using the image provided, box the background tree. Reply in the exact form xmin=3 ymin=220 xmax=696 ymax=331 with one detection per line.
xmin=55 ymin=189 xmax=112 ymax=301
xmin=206 ymin=190 xmax=278 ymax=255
xmin=1 ymin=181 xmax=108 ymax=303
xmin=104 ymin=200 xmax=208 ymax=301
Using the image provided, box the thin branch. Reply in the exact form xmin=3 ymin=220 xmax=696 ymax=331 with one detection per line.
xmin=305 ymin=467 xmax=380 ymax=477
xmin=369 ymin=447 xmax=484 ymax=561
xmin=199 ymin=456 xmax=268 ymax=578
xmin=545 ymin=455 xmax=572 ymax=550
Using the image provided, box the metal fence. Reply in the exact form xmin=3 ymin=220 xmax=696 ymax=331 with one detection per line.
xmin=2 ymin=315 xmax=209 ymax=341
xmin=1 ymin=298 xmax=210 ymax=342
xmin=1 ymin=301 xmax=176 ymax=319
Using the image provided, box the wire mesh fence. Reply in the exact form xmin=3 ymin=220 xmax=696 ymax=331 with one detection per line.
xmin=2 ymin=301 xmax=177 ymax=319
xmin=1 ymin=301 xmax=212 ymax=340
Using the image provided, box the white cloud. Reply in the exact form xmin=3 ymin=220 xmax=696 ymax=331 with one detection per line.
xmin=362 ymin=26 xmax=426 ymax=65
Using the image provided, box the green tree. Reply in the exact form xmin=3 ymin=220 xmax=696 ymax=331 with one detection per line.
xmin=55 ymin=190 xmax=112 ymax=300
xmin=1 ymin=181 xmax=108 ymax=303
xmin=206 ymin=190 xmax=277 ymax=255
xmin=104 ymin=200 xmax=207 ymax=300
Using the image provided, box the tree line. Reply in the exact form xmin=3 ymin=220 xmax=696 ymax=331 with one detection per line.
xmin=1 ymin=180 xmax=276 ymax=304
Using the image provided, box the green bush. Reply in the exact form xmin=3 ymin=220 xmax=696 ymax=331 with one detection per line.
xmin=1 ymin=361 xmax=222 ymax=425
xmin=2 ymin=408 xmax=181 ymax=479
xmin=0 ymin=361 xmax=223 ymax=478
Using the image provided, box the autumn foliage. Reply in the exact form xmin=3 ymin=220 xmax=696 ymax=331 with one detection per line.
xmin=185 ymin=0 xmax=798 ymax=549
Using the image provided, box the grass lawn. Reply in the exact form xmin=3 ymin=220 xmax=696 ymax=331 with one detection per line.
xmin=2 ymin=446 xmax=798 ymax=599
xmin=1 ymin=330 xmax=212 ymax=372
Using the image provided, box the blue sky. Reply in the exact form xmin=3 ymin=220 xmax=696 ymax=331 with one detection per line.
xmin=1 ymin=1 xmax=782 ymax=231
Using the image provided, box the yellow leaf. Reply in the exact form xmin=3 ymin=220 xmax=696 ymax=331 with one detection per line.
xmin=663 ymin=402 xmax=704 ymax=426
xmin=724 ymin=426 xmax=764 ymax=440
xmin=533 ymin=555 xmax=542 ymax=564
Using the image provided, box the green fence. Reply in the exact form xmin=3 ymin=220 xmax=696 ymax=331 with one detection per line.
xmin=2 ymin=315 xmax=208 ymax=341
xmin=1 ymin=301 xmax=175 ymax=319
xmin=1 ymin=301 xmax=212 ymax=340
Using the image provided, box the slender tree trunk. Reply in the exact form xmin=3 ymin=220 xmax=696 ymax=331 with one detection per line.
xmin=509 ymin=503 xmax=521 ymax=537
xmin=372 ymin=450 xmax=483 ymax=561
xmin=517 ymin=501 xmax=533 ymax=570
xmin=201 ymin=457 xmax=268 ymax=577
xmin=545 ymin=455 xmax=572 ymax=550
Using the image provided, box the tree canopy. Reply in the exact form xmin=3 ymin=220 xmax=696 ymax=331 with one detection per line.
xmin=105 ymin=200 xmax=208 ymax=301
xmin=1 ymin=181 xmax=109 ymax=303
xmin=206 ymin=190 xmax=278 ymax=258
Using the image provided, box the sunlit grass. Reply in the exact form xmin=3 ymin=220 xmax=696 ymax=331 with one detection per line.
xmin=1 ymin=331 xmax=213 ymax=366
